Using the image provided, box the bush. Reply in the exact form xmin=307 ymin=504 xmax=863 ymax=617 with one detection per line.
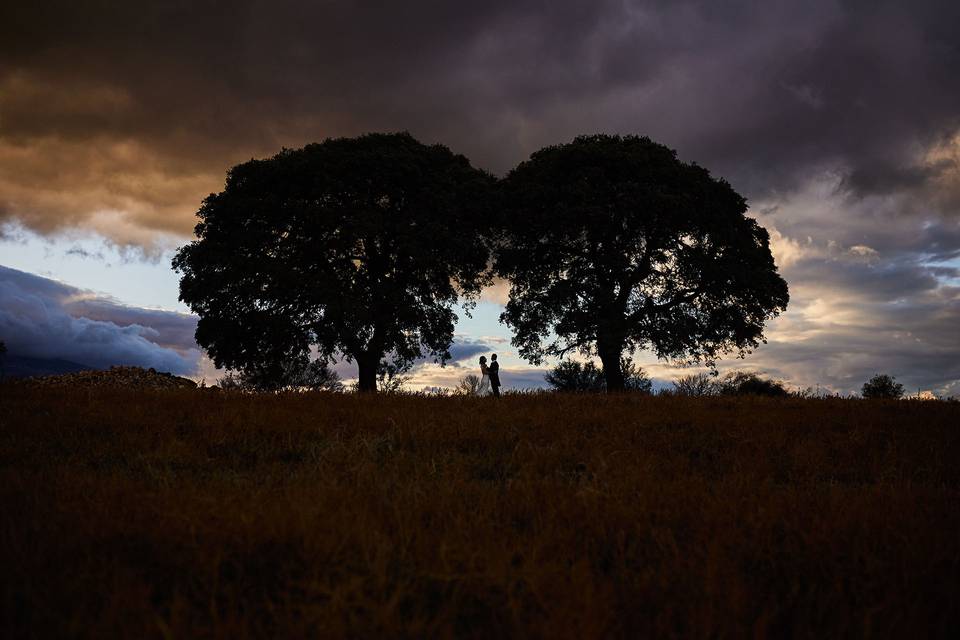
xmin=373 ymin=362 xmax=411 ymax=394
xmin=544 ymin=359 xmax=651 ymax=393
xmin=217 ymin=359 xmax=343 ymax=392
xmin=672 ymin=372 xmax=718 ymax=396
xmin=544 ymin=361 xmax=606 ymax=392
xmin=622 ymin=360 xmax=653 ymax=393
xmin=719 ymin=371 xmax=790 ymax=397
xmin=455 ymin=374 xmax=485 ymax=396
xmin=862 ymin=374 xmax=904 ymax=399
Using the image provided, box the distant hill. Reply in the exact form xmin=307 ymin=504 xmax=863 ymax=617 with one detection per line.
xmin=12 ymin=365 xmax=197 ymax=390
xmin=2 ymin=355 xmax=95 ymax=378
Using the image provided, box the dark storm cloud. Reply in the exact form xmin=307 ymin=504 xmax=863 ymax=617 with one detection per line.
xmin=0 ymin=265 xmax=200 ymax=374
xmin=408 ymin=338 xmax=492 ymax=373
xmin=720 ymin=246 xmax=960 ymax=394
xmin=2 ymin=0 xmax=959 ymax=239
xmin=749 ymin=318 xmax=960 ymax=396
xmin=786 ymin=257 xmax=941 ymax=302
xmin=445 ymin=340 xmax=493 ymax=366
xmin=63 ymin=297 xmax=200 ymax=354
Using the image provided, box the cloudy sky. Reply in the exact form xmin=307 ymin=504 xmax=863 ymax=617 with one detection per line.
xmin=1 ymin=0 xmax=958 ymax=394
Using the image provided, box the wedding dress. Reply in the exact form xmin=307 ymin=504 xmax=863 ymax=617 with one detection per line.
xmin=478 ymin=364 xmax=491 ymax=395
xmin=477 ymin=372 xmax=491 ymax=395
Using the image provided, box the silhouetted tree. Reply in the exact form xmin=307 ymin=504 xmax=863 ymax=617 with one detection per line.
xmin=718 ymin=371 xmax=789 ymax=397
xmin=544 ymin=358 xmax=652 ymax=393
xmin=0 ymin=340 xmax=6 ymax=379
xmin=495 ymin=135 xmax=789 ymax=391
xmin=861 ymin=374 xmax=904 ymax=399
xmin=174 ymin=133 xmax=494 ymax=392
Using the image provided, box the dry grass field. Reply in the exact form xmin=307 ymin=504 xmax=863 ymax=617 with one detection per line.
xmin=1 ymin=387 xmax=958 ymax=638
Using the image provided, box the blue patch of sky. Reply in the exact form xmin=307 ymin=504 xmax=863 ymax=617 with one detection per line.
xmin=2 ymin=225 xmax=657 ymax=388
xmin=0 ymin=226 xmax=522 ymax=360
xmin=1 ymin=225 xmax=186 ymax=311
xmin=923 ymin=254 xmax=960 ymax=286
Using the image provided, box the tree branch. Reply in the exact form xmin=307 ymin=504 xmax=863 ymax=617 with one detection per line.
xmin=553 ymin=335 xmax=593 ymax=359
xmin=628 ymin=286 xmax=704 ymax=323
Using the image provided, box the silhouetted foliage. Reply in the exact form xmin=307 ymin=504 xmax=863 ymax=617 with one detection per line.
xmin=544 ymin=358 xmax=652 ymax=393
xmin=373 ymin=361 xmax=411 ymax=394
xmin=173 ymin=133 xmax=494 ymax=392
xmin=862 ymin=374 xmax=904 ymax=399
xmin=791 ymin=385 xmax=838 ymax=399
xmin=718 ymin=371 xmax=789 ymax=397
xmin=0 ymin=340 xmax=6 ymax=378
xmin=494 ymin=135 xmax=789 ymax=391
xmin=217 ymin=359 xmax=343 ymax=392
xmin=544 ymin=361 xmax=606 ymax=392
xmin=672 ymin=372 xmax=718 ymax=396
xmin=455 ymin=374 xmax=484 ymax=396
xmin=622 ymin=360 xmax=654 ymax=393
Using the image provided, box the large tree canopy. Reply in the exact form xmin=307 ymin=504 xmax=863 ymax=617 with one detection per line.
xmin=495 ymin=134 xmax=789 ymax=391
xmin=173 ymin=133 xmax=493 ymax=391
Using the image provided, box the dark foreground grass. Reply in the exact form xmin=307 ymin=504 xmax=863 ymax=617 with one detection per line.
xmin=1 ymin=388 xmax=958 ymax=638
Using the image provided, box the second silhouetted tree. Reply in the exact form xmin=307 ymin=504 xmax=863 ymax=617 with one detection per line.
xmin=495 ymin=135 xmax=789 ymax=391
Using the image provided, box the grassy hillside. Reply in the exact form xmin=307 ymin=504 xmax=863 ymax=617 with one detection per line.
xmin=2 ymin=389 xmax=958 ymax=637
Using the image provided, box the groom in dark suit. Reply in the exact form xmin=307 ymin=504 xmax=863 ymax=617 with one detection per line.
xmin=489 ymin=354 xmax=501 ymax=397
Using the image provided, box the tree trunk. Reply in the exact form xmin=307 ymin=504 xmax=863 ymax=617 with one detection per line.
xmin=356 ymin=352 xmax=379 ymax=393
xmin=597 ymin=342 xmax=625 ymax=393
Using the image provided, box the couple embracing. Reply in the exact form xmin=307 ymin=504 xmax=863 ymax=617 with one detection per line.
xmin=478 ymin=354 xmax=501 ymax=397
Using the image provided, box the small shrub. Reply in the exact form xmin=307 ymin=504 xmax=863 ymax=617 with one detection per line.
xmin=862 ymin=374 xmax=904 ymax=399
xmin=673 ymin=372 xmax=718 ymax=396
xmin=622 ymin=360 xmax=653 ymax=393
xmin=455 ymin=374 xmax=485 ymax=396
xmin=544 ymin=361 xmax=606 ymax=392
xmin=218 ymin=359 xmax=343 ymax=392
xmin=719 ymin=371 xmax=789 ymax=397
xmin=375 ymin=362 xmax=411 ymax=394
xmin=544 ymin=359 xmax=652 ymax=393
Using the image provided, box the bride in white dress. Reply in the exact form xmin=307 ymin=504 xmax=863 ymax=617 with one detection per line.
xmin=477 ymin=356 xmax=492 ymax=396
